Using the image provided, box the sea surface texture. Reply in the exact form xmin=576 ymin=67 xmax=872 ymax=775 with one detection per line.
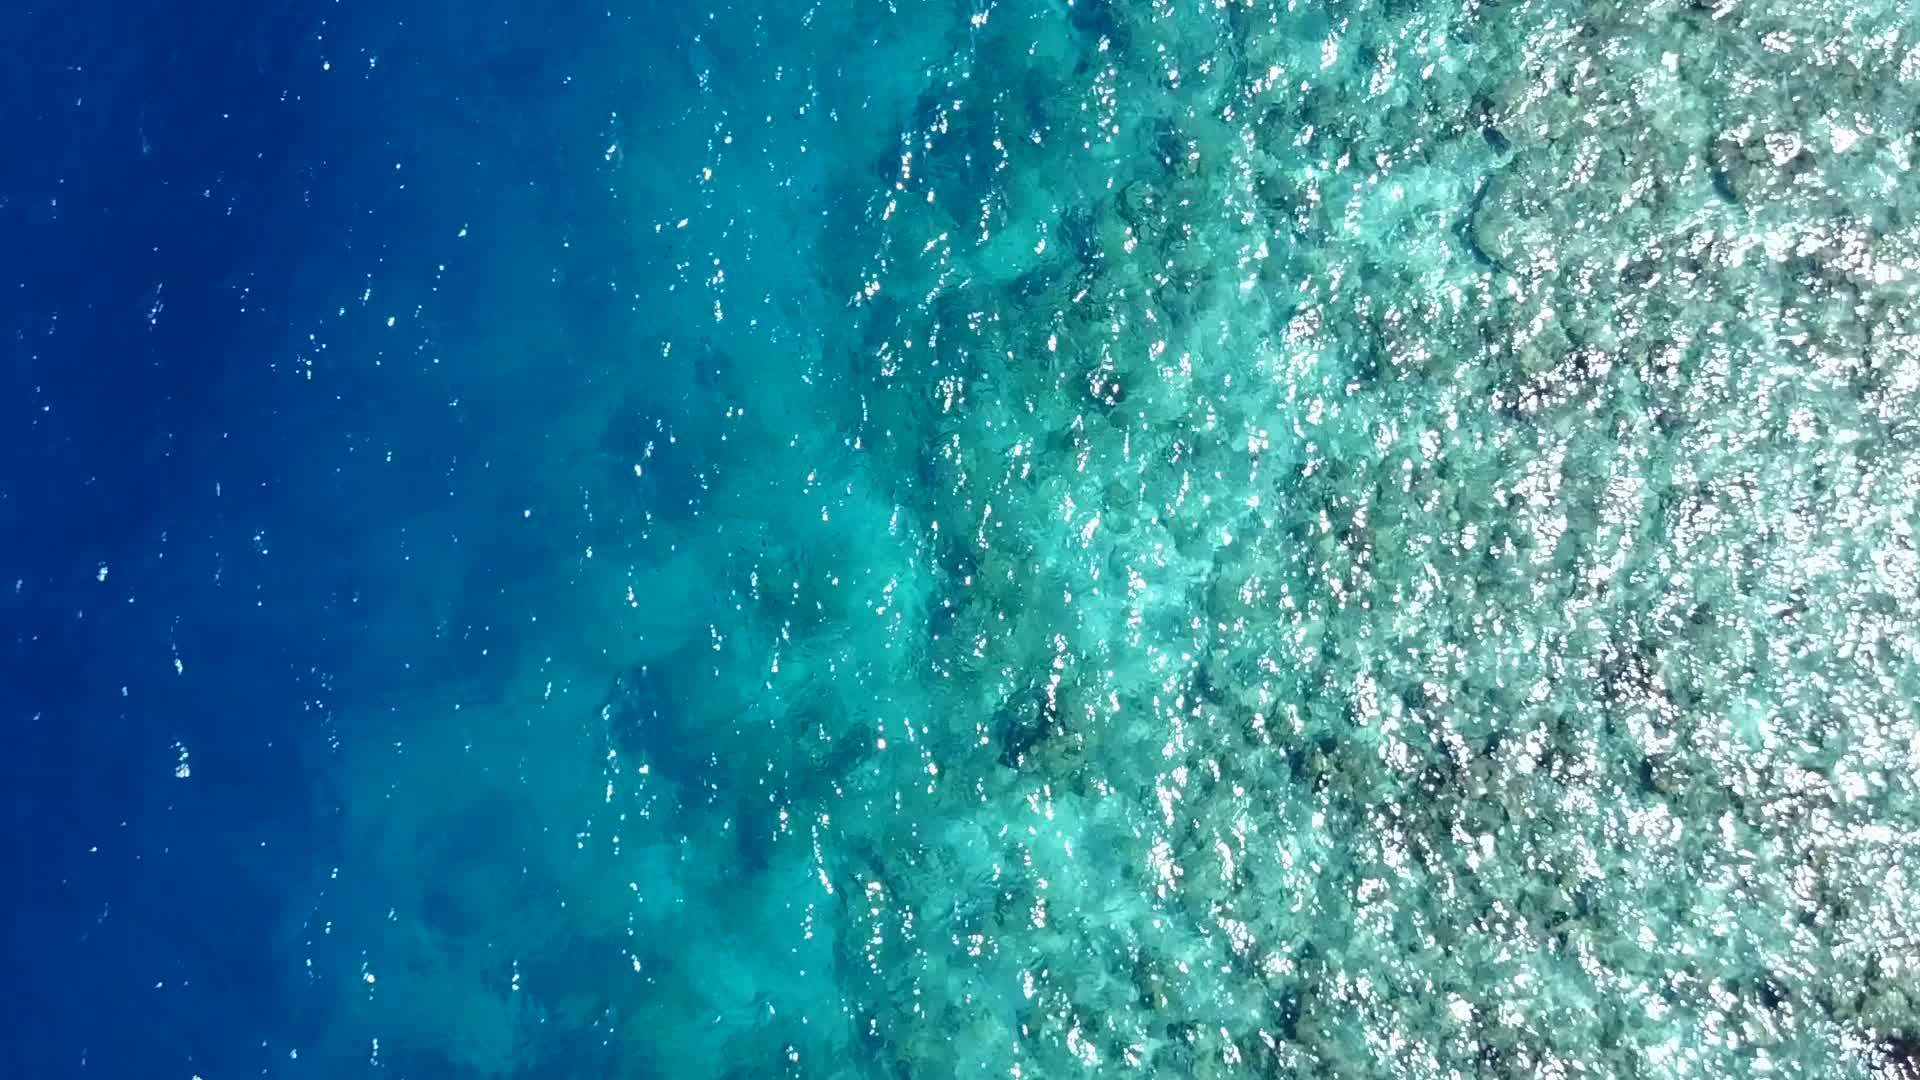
xmin=5 ymin=0 xmax=1920 ymax=1077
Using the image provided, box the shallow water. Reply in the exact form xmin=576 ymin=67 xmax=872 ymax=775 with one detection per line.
xmin=5 ymin=0 xmax=1919 ymax=1077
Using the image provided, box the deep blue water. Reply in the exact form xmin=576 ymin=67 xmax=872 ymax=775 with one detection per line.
xmin=4 ymin=3 xmax=636 ymax=1073
xmin=6 ymin=5 xmax=339 ymax=1073
xmin=8 ymin=0 xmax=1920 ymax=1077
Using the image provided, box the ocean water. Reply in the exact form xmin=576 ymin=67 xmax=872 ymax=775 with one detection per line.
xmin=5 ymin=0 xmax=1920 ymax=1077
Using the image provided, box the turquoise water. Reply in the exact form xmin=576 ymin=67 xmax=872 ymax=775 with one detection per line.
xmin=299 ymin=2 xmax=1920 ymax=1074
xmin=9 ymin=0 xmax=1920 ymax=1076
